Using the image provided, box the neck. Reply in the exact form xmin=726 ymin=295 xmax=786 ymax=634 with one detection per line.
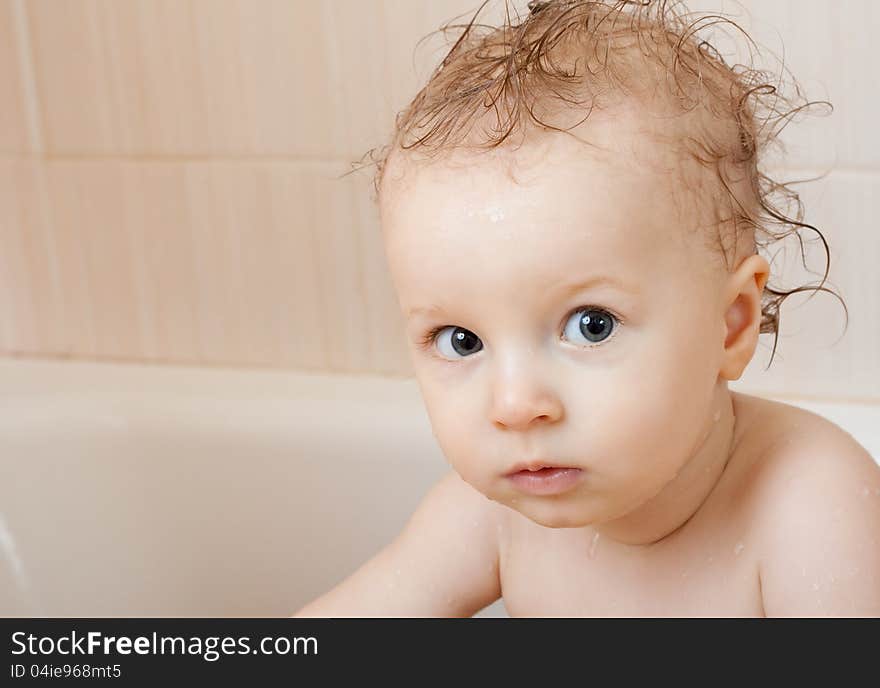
xmin=590 ymin=385 xmax=743 ymax=548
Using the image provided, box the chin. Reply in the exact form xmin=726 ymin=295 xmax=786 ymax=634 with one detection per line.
xmin=531 ymin=516 xmax=589 ymax=529
xmin=518 ymin=502 xmax=595 ymax=529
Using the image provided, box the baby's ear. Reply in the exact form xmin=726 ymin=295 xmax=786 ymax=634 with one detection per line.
xmin=719 ymin=253 xmax=770 ymax=381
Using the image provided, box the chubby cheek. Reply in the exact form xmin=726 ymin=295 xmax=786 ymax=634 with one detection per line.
xmin=417 ymin=377 xmax=489 ymax=485
xmin=590 ymin=328 xmax=719 ymax=502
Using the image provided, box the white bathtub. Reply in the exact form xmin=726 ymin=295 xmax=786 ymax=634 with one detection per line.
xmin=1 ymin=358 xmax=878 ymax=617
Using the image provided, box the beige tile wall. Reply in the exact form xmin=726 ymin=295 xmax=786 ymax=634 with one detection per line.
xmin=0 ymin=0 xmax=877 ymax=398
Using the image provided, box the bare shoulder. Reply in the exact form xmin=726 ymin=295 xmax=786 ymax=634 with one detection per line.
xmin=410 ymin=470 xmax=506 ymax=555
xmin=743 ymin=394 xmax=880 ymax=505
xmin=378 ymin=469 xmax=505 ymax=614
xmin=740 ymin=394 xmax=880 ymax=616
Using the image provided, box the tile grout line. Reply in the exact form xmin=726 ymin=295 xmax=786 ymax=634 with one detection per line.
xmin=0 ymin=154 xmax=878 ymax=178
xmin=0 ymin=153 xmax=363 ymax=168
xmin=10 ymin=0 xmax=44 ymax=154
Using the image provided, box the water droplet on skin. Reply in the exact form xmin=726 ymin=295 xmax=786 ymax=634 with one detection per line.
xmin=812 ymin=582 xmax=820 ymax=591
xmin=487 ymin=206 xmax=505 ymax=223
xmin=588 ymin=531 xmax=600 ymax=558
xmin=681 ymin=569 xmax=689 ymax=578
xmin=734 ymin=542 xmax=744 ymax=556
xmin=713 ymin=409 xmax=721 ymax=422
xmin=801 ymin=567 xmax=807 ymax=577
xmin=829 ymin=573 xmax=836 ymax=584
xmin=862 ymin=486 xmax=871 ymax=498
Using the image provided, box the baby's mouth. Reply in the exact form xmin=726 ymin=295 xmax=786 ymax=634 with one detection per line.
xmin=505 ymin=465 xmax=584 ymax=496
xmin=515 ymin=466 xmax=563 ymax=475
xmin=505 ymin=460 xmax=579 ymax=476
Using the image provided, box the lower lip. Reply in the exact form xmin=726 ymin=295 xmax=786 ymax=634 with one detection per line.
xmin=506 ymin=467 xmax=583 ymax=495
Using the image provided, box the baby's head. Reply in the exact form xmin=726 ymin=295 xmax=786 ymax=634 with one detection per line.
xmin=358 ymin=0 xmax=841 ymax=530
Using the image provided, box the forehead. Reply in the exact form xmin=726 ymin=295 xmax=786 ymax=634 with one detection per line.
xmin=381 ymin=118 xmax=693 ymax=293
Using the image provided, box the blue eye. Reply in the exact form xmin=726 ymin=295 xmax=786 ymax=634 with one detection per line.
xmin=432 ymin=326 xmax=483 ymax=359
xmin=562 ymin=307 xmax=617 ymax=346
xmin=419 ymin=306 xmax=620 ymax=362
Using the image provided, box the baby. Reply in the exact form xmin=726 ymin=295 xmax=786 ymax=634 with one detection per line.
xmin=295 ymin=0 xmax=880 ymax=616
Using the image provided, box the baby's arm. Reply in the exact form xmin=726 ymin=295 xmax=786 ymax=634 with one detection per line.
xmin=757 ymin=432 xmax=880 ymax=616
xmin=292 ymin=470 xmax=502 ymax=617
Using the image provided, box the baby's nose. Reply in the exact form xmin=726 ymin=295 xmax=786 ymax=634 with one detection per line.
xmin=489 ymin=368 xmax=563 ymax=430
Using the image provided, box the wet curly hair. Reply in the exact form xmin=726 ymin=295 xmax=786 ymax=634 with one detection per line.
xmin=344 ymin=0 xmax=847 ymax=370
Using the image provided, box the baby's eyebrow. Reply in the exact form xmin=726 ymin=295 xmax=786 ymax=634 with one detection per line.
xmin=406 ymin=304 xmax=445 ymax=319
xmin=553 ymin=274 xmax=640 ymax=297
xmin=406 ymin=275 xmax=637 ymax=320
